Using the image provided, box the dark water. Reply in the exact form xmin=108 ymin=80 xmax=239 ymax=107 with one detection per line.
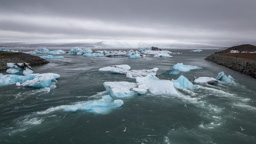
xmin=0 ymin=49 xmax=256 ymax=144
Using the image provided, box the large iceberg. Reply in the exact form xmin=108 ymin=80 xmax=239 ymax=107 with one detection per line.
xmin=172 ymin=75 xmax=196 ymax=89
xmin=68 ymin=47 xmax=83 ymax=55
xmin=6 ymin=63 xmax=33 ymax=75
xmin=34 ymin=48 xmax=49 ymax=54
xmin=126 ymin=68 xmax=158 ymax=79
xmin=172 ymin=63 xmax=201 ymax=72
xmin=83 ymin=53 xmax=104 ymax=57
xmin=104 ymin=82 xmax=137 ymax=98
xmin=99 ymin=65 xmax=131 ymax=74
xmin=48 ymin=50 xmax=66 ymax=55
xmin=16 ymin=73 xmax=60 ymax=88
xmin=40 ymin=55 xmax=64 ymax=59
xmin=136 ymin=75 xmax=179 ymax=96
xmin=216 ymin=72 xmax=234 ymax=83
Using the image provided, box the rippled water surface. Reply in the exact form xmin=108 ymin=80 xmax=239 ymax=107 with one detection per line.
xmin=0 ymin=49 xmax=256 ymax=144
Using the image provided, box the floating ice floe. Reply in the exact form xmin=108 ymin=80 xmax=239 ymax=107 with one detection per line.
xmin=163 ymin=70 xmax=180 ymax=75
xmin=83 ymin=53 xmax=104 ymax=57
xmin=154 ymin=53 xmax=173 ymax=58
xmin=104 ymin=82 xmax=137 ymax=98
xmin=48 ymin=50 xmax=66 ymax=55
xmin=126 ymin=50 xmax=142 ymax=59
xmin=136 ymin=75 xmax=179 ymax=96
xmin=16 ymin=73 xmax=60 ymax=88
xmin=216 ymin=72 xmax=234 ymax=83
xmin=126 ymin=68 xmax=158 ymax=79
xmin=99 ymin=65 xmax=131 ymax=74
xmin=172 ymin=75 xmax=197 ymax=89
xmin=191 ymin=49 xmax=203 ymax=52
xmin=172 ymin=63 xmax=201 ymax=72
xmin=68 ymin=47 xmax=83 ymax=55
xmin=6 ymin=63 xmax=33 ymax=75
xmin=194 ymin=77 xmax=217 ymax=84
xmin=40 ymin=55 xmax=64 ymax=59
xmin=37 ymin=95 xmax=123 ymax=114
xmin=34 ymin=48 xmax=49 ymax=54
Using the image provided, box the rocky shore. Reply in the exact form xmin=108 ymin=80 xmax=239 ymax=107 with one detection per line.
xmin=206 ymin=44 xmax=256 ymax=79
xmin=0 ymin=51 xmax=49 ymax=70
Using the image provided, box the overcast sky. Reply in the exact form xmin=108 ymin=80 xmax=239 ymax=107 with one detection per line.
xmin=0 ymin=0 xmax=256 ymax=47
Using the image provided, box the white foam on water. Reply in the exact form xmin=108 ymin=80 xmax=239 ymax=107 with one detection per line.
xmin=22 ymin=117 xmax=44 ymax=125
xmin=197 ymin=85 xmax=235 ymax=97
xmin=233 ymin=103 xmax=256 ymax=111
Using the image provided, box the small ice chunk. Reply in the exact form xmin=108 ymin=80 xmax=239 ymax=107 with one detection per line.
xmin=136 ymin=75 xmax=179 ymax=96
xmin=40 ymin=55 xmax=64 ymax=59
xmin=126 ymin=68 xmax=158 ymax=79
xmin=6 ymin=68 xmax=20 ymax=74
xmin=48 ymin=50 xmax=66 ymax=55
xmin=104 ymin=82 xmax=137 ymax=98
xmin=216 ymin=72 xmax=234 ymax=83
xmin=172 ymin=63 xmax=201 ymax=72
xmin=99 ymin=65 xmax=131 ymax=74
xmin=34 ymin=48 xmax=49 ymax=54
xmin=163 ymin=70 xmax=180 ymax=75
xmin=64 ymin=95 xmax=124 ymax=114
xmin=83 ymin=48 xmax=93 ymax=53
xmin=23 ymin=68 xmax=33 ymax=75
xmin=128 ymin=53 xmax=142 ymax=59
xmin=192 ymin=49 xmax=203 ymax=52
xmin=194 ymin=77 xmax=217 ymax=83
xmin=172 ymin=75 xmax=196 ymax=89
xmin=83 ymin=53 xmax=104 ymax=57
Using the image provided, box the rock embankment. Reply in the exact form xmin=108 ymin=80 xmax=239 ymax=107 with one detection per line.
xmin=0 ymin=51 xmax=49 ymax=70
xmin=206 ymin=52 xmax=256 ymax=79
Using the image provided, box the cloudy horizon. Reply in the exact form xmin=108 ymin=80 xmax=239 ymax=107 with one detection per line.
xmin=0 ymin=0 xmax=256 ymax=48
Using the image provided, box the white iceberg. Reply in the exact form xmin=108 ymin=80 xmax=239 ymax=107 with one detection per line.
xmin=126 ymin=68 xmax=158 ymax=79
xmin=34 ymin=48 xmax=49 ymax=54
xmin=216 ymin=72 xmax=234 ymax=83
xmin=172 ymin=75 xmax=196 ymax=89
xmin=172 ymin=63 xmax=201 ymax=72
xmin=83 ymin=53 xmax=104 ymax=57
xmin=136 ymin=75 xmax=179 ymax=96
xmin=126 ymin=50 xmax=142 ymax=59
xmin=104 ymin=82 xmax=137 ymax=98
xmin=48 ymin=50 xmax=66 ymax=55
xmin=6 ymin=63 xmax=33 ymax=75
xmin=68 ymin=47 xmax=83 ymax=55
xmin=99 ymin=65 xmax=131 ymax=74
xmin=192 ymin=49 xmax=203 ymax=52
xmin=154 ymin=53 xmax=173 ymax=58
xmin=40 ymin=55 xmax=64 ymax=59
xmin=83 ymin=48 xmax=93 ymax=53
xmin=6 ymin=68 xmax=20 ymax=74
xmin=194 ymin=77 xmax=217 ymax=84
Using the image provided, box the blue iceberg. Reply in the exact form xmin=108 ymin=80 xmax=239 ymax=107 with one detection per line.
xmin=0 ymin=47 xmax=8 ymax=51
xmin=68 ymin=47 xmax=83 ymax=55
xmin=6 ymin=63 xmax=33 ymax=75
xmin=40 ymin=55 xmax=64 ymax=59
xmin=216 ymin=72 xmax=234 ymax=83
xmin=34 ymin=48 xmax=49 ymax=54
xmin=126 ymin=50 xmax=142 ymax=59
xmin=64 ymin=95 xmax=124 ymax=114
xmin=83 ymin=48 xmax=93 ymax=53
xmin=172 ymin=63 xmax=201 ymax=72
xmin=48 ymin=50 xmax=66 ymax=55
xmin=172 ymin=75 xmax=197 ymax=89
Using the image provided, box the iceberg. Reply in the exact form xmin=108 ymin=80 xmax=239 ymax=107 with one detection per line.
xmin=216 ymin=72 xmax=234 ymax=83
xmin=172 ymin=63 xmax=201 ymax=72
xmin=68 ymin=47 xmax=83 ymax=55
xmin=192 ymin=49 xmax=203 ymax=52
xmin=83 ymin=53 xmax=104 ymax=57
xmin=6 ymin=63 xmax=33 ymax=75
xmin=104 ymin=82 xmax=137 ymax=98
xmin=126 ymin=68 xmax=158 ymax=79
xmin=194 ymin=77 xmax=217 ymax=84
xmin=99 ymin=65 xmax=131 ymax=74
xmin=126 ymin=50 xmax=142 ymax=59
xmin=172 ymin=75 xmax=196 ymax=89
xmin=0 ymin=47 xmax=8 ymax=51
xmin=40 ymin=55 xmax=64 ymax=59
xmin=16 ymin=73 xmax=60 ymax=88
xmin=154 ymin=53 xmax=173 ymax=58
xmin=38 ymin=95 xmax=123 ymax=115
xmin=48 ymin=50 xmax=66 ymax=55
xmin=34 ymin=48 xmax=49 ymax=54
xmin=136 ymin=75 xmax=179 ymax=96
xmin=83 ymin=48 xmax=93 ymax=53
